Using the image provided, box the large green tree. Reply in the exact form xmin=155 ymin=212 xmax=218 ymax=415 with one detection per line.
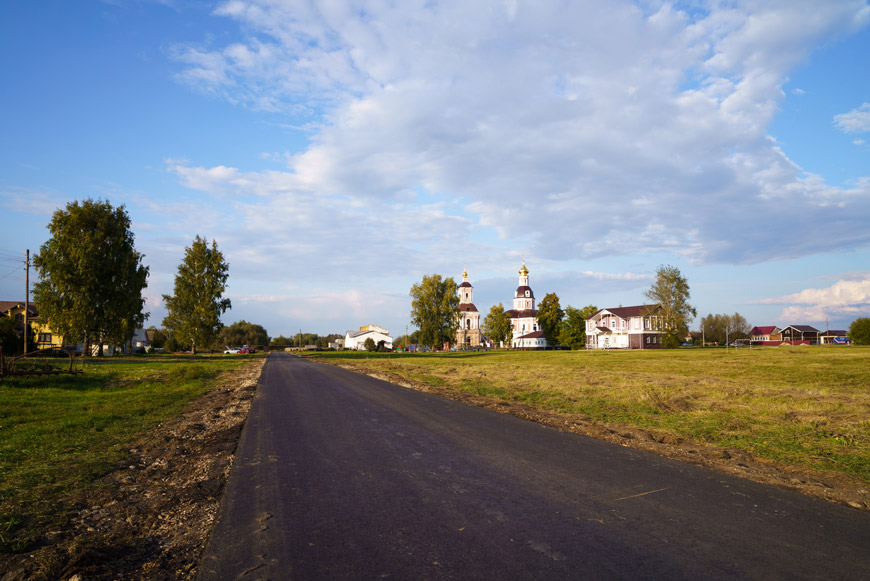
xmin=33 ymin=199 xmax=149 ymax=356
xmin=409 ymin=274 xmax=460 ymax=349
xmin=482 ymin=302 xmax=512 ymax=347
xmin=643 ymin=264 xmax=697 ymax=348
xmin=162 ymin=236 xmax=231 ymax=354
xmin=849 ymin=318 xmax=870 ymax=345
xmin=219 ymin=320 xmax=269 ymax=348
xmin=559 ymin=304 xmax=598 ymax=350
xmin=537 ymin=292 xmax=564 ymax=346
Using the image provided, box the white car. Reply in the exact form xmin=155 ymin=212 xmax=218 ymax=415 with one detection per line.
xmin=224 ymin=346 xmax=242 ymax=354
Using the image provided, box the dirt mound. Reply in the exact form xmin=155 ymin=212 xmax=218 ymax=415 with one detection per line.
xmin=1 ymin=359 xmax=264 ymax=581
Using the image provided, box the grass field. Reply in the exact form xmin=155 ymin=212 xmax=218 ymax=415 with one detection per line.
xmin=307 ymin=346 xmax=870 ymax=485
xmin=0 ymin=353 xmax=258 ymax=552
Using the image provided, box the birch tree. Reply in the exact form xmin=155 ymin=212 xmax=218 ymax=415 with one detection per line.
xmin=162 ymin=236 xmax=231 ymax=354
xmin=33 ymin=199 xmax=149 ymax=355
xmin=643 ymin=265 xmax=696 ymax=348
xmin=409 ymin=274 xmax=459 ymax=349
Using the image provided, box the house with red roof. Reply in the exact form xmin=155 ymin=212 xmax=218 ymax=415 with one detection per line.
xmin=749 ymin=326 xmax=781 ymax=343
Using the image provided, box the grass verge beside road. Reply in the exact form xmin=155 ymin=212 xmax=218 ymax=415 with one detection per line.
xmin=0 ymin=353 xmax=258 ymax=553
xmin=307 ymin=347 xmax=870 ymax=487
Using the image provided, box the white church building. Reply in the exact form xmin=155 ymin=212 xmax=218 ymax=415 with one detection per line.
xmin=455 ymin=268 xmax=482 ymax=348
xmin=506 ymin=259 xmax=547 ymax=349
xmin=344 ymin=324 xmax=393 ymax=350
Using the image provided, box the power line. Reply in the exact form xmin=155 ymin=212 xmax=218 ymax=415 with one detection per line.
xmin=0 ymin=268 xmax=23 ymax=281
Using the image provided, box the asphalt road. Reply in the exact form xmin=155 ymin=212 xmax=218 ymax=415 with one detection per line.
xmin=199 ymin=353 xmax=870 ymax=579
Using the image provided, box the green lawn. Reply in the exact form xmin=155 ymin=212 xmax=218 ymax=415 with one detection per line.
xmin=0 ymin=353 xmax=257 ymax=552
xmin=307 ymin=346 xmax=870 ymax=484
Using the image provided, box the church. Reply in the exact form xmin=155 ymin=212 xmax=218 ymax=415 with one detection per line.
xmin=455 ymin=268 xmax=481 ymax=348
xmin=506 ymin=259 xmax=547 ymax=349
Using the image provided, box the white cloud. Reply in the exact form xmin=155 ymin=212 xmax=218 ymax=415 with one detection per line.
xmin=581 ymin=271 xmax=651 ymax=281
xmin=835 ymin=102 xmax=870 ymax=133
xmin=758 ymin=274 xmax=870 ymax=323
xmin=0 ymin=187 xmax=67 ymax=216
xmin=167 ymin=0 xmax=870 ymax=267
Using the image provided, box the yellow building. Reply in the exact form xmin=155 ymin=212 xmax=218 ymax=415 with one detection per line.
xmin=0 ymin=301 xmax=65 ymax=350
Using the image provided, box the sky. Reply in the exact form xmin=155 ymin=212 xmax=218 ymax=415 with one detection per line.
xmin=1 ymin=0 xmax=869 ymax=339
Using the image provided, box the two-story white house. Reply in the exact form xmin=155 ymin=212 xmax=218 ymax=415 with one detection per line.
xmin=585 ymin=305 xmax=665 ymax=350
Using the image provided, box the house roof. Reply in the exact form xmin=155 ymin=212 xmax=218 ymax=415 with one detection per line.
xmin=506 ymin=309 xmax=538 ymax=318
xmin=458 ymin=303 xmax=479 ymax=313
xmin=820 ymin=330 xmax=848 ymax=337
xmin=595 ymin=326 xmax=612 ymax=333
xmin=592 ymin=305 xmax=660 ymax=319
xmin=458 ymin=281 xmax=472 ymax=288
xmin=749 ymin=326 xmax=778 ymax=335
xmin=515 ymin=330 xmax=546 ymax=339
xmin=0 ymin=301 xmax=38 ymax=316
xmin=782 ymin=325 xmax=819 ymax=333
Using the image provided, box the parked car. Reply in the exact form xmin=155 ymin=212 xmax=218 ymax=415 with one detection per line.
xmin=224 ymin=346 xmax=242 ymax=354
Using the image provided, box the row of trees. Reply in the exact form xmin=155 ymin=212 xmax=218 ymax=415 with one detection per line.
xmin=270 ymin=333 xmax=343 ymax=349
xmin=698 ymin=313 xmax=751 ymax=345
xmin=31 ymin=199 xmax=234 ymax=355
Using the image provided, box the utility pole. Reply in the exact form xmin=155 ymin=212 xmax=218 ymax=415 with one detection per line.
xmin=24 ymin=249 xmax=30 ymax=356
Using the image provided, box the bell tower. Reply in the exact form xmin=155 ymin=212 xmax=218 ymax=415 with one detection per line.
xmin=455 ymin=267 xmax=481 ymax=348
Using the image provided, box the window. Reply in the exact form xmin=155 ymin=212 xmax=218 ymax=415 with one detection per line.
xmin=39 ymin=333 xmax=52 ymax=343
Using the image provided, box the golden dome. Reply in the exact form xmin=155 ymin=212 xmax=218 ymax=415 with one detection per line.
xmin=519 ymin=259 xmax=529 ymax=277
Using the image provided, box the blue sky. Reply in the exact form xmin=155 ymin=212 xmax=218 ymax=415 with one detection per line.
xmin=2 ymin=0 xmax=869 ymax=338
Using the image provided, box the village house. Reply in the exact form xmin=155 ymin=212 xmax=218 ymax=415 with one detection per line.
xmin=585 ymin=305 xmax=665 ymax=350
xmin=749 ymin=326 xmax=781 ymax=343
xmin=0 ymin=300 xmax=65 ymax=351
xmin=780 ymin=325 xmax=819 ymax=344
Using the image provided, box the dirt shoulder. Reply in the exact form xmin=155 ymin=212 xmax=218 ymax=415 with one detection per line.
xmin=316 ymin=358 xmax=870 ymax=512
xmin=1 ymin=358 xmax=265 ymax=581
